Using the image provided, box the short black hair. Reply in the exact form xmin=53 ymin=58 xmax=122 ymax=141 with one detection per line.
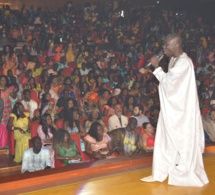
xmin=134 ymin=104 xmax=144 ymax=113
xmin=31 ymin=136 xmax=41 ymax=144
xmin=23 ymin=89 xmax=31 ymax=95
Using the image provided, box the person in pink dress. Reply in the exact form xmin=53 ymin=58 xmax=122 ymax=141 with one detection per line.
xmin=84 ymin=121 xmax=115 ymax=160
xmin=0 ymin=75 xmax=12 ymax=148
xmin=37 ymin=113 xmax=57 ymax=167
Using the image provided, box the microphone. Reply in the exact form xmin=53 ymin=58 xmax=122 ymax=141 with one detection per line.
xmin=145 ymin=51 xmax=164 ymax=68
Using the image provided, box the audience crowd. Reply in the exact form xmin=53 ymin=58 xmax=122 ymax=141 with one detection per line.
xmin=0 ymin=0 xmax=214 ymax=173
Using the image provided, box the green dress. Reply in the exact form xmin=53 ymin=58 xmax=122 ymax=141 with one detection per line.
xmin=58 ymin=141 xmax=78 ymax=164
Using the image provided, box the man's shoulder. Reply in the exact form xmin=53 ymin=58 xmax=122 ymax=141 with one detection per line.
xmin=131 ymin=115 xmax=137 ymax=119
xmin=30 ymin=99 xmax=37 ymax=104
xmin=109 ymin=114 xmax=117 ymax=120
xmin=23 ymin=148 xmax=33 ymax=155
xmin=141 ymin=114 xmax=148 ymax=119
xmin=121 ymin=115 xmax=128 ymax=120
xmin=40 ymin=148 xmax=49 ymax=154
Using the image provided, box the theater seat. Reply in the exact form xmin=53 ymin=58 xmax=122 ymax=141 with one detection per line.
xmin=30 ymin=120 xmax=40 ymax=138
xmin=103 ymin=115 xmax=112 ymax=130
xmin=62 ymin=68 xmax=72 ymax=77
xmin=68 ymin=62 xmax=77 ymax=69
xmin=30 ymin=90 xmax=39 ymax=101
xmin=70 ymin=133 xmax=90 ymax=161
xmin=8 ymin=130 xmax=15 ymax=156
xmin=56 ymin=119 xmax=64 ymax=129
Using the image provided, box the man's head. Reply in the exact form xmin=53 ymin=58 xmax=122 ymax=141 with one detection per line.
xmin=114 ymin=103 xmax=122 ymax=116
xmin=209 ymin=110 xmax=215 ymax=121
xmin=127 ymin=117 xmax=137 ymax=131
xmin=23 ymin=89 xmax=31 ymax=102
xmin=163 ymin=34 xmax=183 ymax=58
xmin=133 ymin=104 xmax=144 ymax=116
xmin=31 ymin=136 xmax=42 ymax=154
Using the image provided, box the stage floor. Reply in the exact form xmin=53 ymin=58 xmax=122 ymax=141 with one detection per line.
xmin=20 ymin=154 xmax=215 ymax=195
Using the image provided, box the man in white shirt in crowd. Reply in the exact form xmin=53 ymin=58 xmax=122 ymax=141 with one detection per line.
xmin=131 ymin=104 xmax=150 ymax=127
xmin=108 ymin=103 xmax=128 ymax=131
xmin=80 ymin=62 xmax=90 ymax=76
xmin=21 ymin=89 xmax=38 ymax=119
xmin=39 ymin=84 xmax=59 ymax=103
xmin=21 ymin=136 xmax=51 ymax=173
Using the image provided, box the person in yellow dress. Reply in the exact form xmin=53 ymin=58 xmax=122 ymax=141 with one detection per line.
xmin=7 ymin=102 xmax=31 ymax=163
xmin=65 ymin=36 xmax=75 ymax=63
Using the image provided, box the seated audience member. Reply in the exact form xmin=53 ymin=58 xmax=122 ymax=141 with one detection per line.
xmin=129 ymin=81 xmax=141 ymax=97
xmin=140 ymin=122 xmax=155 ymax=152
xmin=85 ymin=108 xmax=108 ymax=133
xmin=37 ymin=113 xmax=57 ymax=167
xmin=61 ymin=82 xmax=76 ymax=99
xmin=58 ymin=68 xmax=66 ymax=85
xmin=97 ymin=55 xmax=107 ymax=69
xmin=108 ymin=117 xmax=142 ymax=156
xmin=108 ymin=104 xmax=128 ymax=131
xmin=21 ymin=89 xmax=38 ymax=120
xmin=57 ymin=56 xmax=68 ymax=71
xmin=43 ymin=56 xmax=53 ymax=69
xmin=40 ymin=84 xmax=59 ymax=103
xmin=40 ymin=69 xmax=49 ymax=88
xmin=25 ymin=76 xmax=41 ymax=91
xmin=20 ymin=69 xmax=32 ymax=87
xmin=60 ymin=105 xmax=85 ymax=135
xmin=2 ymin=45 xmax=18 ymax=75
xmin=122 ymin=95 xmax=137 ymax=116
xmin=57 ymin=89 xmax=72 ymax=107
xmin=53 ymin=129 xmax=81 ymax=164
xmin=16 ymin=60 xmax=26 ymax=78
xmin=148 ymin=105 xmax=160 ymax=131
xmin=41 ymin=98 xmax=57 ymax=121
xmin=70 ymin=109 xmax=86 ymax=135
xmin=98 ymin=89 xmax=110 ymax=109
xmin=84 ymin=122 xmax=115 ymax=159
xmin=202 ymin=110 xmax=215 ymax=142
xmin=84 ymin=99 xmax=101 ymax=117
xmin=118 ymin=88 xmax=129 ymax=103
xmin=49 ymin=75 xmax=62 ymax=95
xmin=210 ymin=100 xmax=215 ymax=110
xmin=131 ymin=104 xmax=149 ymax=127
xmin=143 ymin=97 xmax=155 ymax=115
xmin=9 ymin=83 xmax=22 ymax=108
xmin=58 ymin=98 xmax=76 ymax=119
xmin=80 ymin=62 xmax=90 ymax=76
xmin=32 ymin=61 xmax=43 ymax=77
xmin=103 ymin=96 xmax=119 ymax=116
xmin=21 ymin=136 xmax=52 ymax=173
xmin=48 ymin=63 xmax=58 ymax=75
xmin=7 ymin=102 xmax=31 ymax=163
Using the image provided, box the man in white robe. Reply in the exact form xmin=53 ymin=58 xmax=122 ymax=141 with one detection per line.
xmin=140 ymin=34 xmax=209 ymax=187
